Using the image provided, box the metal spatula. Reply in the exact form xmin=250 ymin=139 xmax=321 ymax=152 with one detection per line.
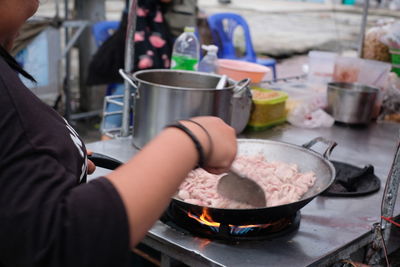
xmin=217 ymin=170 xmax=266 ymax=207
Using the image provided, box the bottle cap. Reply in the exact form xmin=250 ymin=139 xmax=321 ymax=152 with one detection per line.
xmin=201 ymin=44 xmax=219 ymax=54
xmin=184 ymin=26 xmax=196 ymax=33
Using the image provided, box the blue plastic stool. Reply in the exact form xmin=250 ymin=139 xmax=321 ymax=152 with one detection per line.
xmin=92 ymin=21 xmax=120 ymax=47
xmin=207 ymin=13 xmax=277 ymax=81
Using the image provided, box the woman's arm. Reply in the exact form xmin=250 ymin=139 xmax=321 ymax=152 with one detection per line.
xmin=106 ymin=117 xmax=236 ymax=247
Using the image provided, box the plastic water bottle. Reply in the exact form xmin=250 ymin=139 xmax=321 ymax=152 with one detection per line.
xmin=171 ymin=27 xmax=200 ymax=71
xmin=198 ymin=45 xmax=219 ymax=73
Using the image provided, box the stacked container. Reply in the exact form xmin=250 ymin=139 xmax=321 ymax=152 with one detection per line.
xmin=247 ymin=87 xmax=288 ymax=131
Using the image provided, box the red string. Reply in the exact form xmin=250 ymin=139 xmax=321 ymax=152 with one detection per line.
xmin=381 ymin=216 xmax=400 ymax=227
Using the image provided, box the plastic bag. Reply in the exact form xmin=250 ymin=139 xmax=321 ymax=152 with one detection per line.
xmin=378 ymin=72 xmax=400 ymax=122
xmin=381 ymin=21 xmax=400 ymax=49
xmin=363 ymin=24 xmax=391 ymax=62
xmin=287 ymin=101 xmax=335 ymax=128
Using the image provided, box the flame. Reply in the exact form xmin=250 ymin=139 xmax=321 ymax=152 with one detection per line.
xmin=188 ymin=209 xmax=220 ymax=227
xmin=187 ymin=209 xmax=274 ymax=232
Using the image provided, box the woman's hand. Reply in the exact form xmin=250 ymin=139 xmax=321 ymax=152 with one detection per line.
xmin=181 ymin=117 xmax=237 ymax=174
xmin=105 ymin=116 xmax=236 ymax=247
xmin=86 ymin=150 xmax=96 ymax=175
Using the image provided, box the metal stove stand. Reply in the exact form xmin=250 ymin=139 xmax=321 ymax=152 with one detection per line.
xmin=87 ymin=122 xmax=400 ymax=266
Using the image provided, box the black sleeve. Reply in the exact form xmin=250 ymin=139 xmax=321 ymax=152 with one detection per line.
xmin=0 ymin=153 xmax=131 ymax=267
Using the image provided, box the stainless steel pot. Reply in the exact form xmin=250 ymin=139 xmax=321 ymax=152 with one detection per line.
xmin=120 ymin=69 xmax=252 ymax=148
xmin=327 ymin=82 xmax=379 ymax=124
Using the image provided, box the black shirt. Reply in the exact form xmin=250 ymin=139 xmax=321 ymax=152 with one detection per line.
xmin=0 ymin=56 xmax=130 ymax=266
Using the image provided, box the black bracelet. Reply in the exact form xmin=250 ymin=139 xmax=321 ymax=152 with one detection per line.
xmin=182 ymin=119 xmax=213 ymax=165
xmin=165 ymin=122 xmax=206 ymax=168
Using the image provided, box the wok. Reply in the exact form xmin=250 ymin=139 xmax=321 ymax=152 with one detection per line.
xmin=172 ymin=137 xmax=337 ymax=225
xmin=89 ymin=137 xmax=336 ymax=225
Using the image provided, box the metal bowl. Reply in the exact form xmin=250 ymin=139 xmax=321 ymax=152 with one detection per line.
xmin=327 ymin=82 xmax=379 ymax=124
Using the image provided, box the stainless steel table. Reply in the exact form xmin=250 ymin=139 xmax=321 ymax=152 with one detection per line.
xmin=87 ymin=122 xmax=400 ymax=266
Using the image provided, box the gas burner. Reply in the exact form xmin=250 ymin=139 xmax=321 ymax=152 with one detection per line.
xmin=160 ymin=202 xmax=300 ymax=242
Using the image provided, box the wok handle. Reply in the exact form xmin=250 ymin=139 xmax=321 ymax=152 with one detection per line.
xmin=88 ymin=153 xmax=123 ymax=170
xmin=302 ymin=137 xmax=337 ymax=159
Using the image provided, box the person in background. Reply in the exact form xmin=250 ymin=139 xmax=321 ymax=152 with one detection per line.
xmin=163 ymin=0 xmax=198 ymax=39
xmin=87 ymin=0 xmax=174 ymax=139
xmin=0 ymin=0 xmax=237 ymax=266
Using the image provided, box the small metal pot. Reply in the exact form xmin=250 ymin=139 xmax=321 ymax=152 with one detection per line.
xmin=120 ymin=69 xmax=251 ymax=148
xmin=327 ymin=82 xmax=379 ymax=124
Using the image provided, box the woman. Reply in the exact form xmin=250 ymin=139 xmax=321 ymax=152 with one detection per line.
xmin=0 ymin=1 xmax=236 ymax=266
xmin=87 ymin=0 xmax=173 ymax=85
xmin=87 ymin=0 xmax=174 ymax=138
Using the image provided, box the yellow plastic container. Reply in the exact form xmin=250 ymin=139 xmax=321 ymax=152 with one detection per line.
xmin=247 ymin=87 xmax=288 ymax=131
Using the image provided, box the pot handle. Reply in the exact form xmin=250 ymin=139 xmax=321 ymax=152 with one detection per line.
xmin=119 ymin=69 xmax=140 ymax=99
xmin=233 ymin=78 xmax=251 ymax=98
xmin=302 ymin=137 xmax=337 ymax=159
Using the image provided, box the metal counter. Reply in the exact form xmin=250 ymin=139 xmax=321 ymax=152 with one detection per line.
xmin=87 ymin=122 xmax=400 ymax=266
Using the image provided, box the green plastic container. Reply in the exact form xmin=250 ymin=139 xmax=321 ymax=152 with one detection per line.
xmin=390 ymin=48 xmax=400 ymax=64
xmin=392 ymin=64 xmax=400 ymax=77
xmin=247 ymin=87 xmax=288 ymax=131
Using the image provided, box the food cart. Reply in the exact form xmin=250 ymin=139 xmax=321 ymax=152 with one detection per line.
xmin=87 ymin=0 xmax=400 ymax=265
